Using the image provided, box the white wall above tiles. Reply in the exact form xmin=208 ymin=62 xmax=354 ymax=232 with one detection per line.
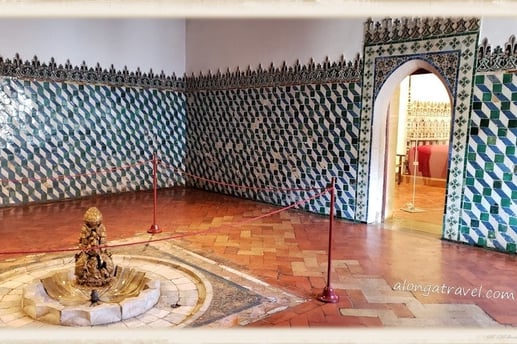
xmin=1 ymin=1 xmax=517 ymax=18
xmin=480 ymin=17 xmax=517 ymax=46
xmin=185 ymin=18 xmax=364 ymax=75
xmin=0 ymin=16 xmax=516 ymax=78
xmin=185 ymin=17 xmax=517 ymax=76
xmin=0 ymin=18 xmax=186 ymax=76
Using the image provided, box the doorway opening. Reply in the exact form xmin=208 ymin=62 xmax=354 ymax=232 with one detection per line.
xmin=383 ymin=69 xmax=452 ymax=237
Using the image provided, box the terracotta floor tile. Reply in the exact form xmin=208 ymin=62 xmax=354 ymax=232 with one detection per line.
xmin=274 ymin=320 xmax=291 ymax=327
xmin=1 ymin=187 xmax=517 ymax=328
xmin=308 ymin=276 xmax=327 ymax=289
xmin=320 ymin=316 xmax=368 ymax=327
xmin=305 ymin=308 xmax=326 ymax=323
xmin=289 ymin=315 xmax=309 ymax=327
xmin=263 ymin=310 xmax=298 ymax=324
xmin=296 ymin=277 xmax=312 ymax=290
xmin=319 ymin=303 xmax=341 ymax=317
xmin=358 ymin=316 xmax=384 ymax=327
xmin=386 ymin=303 xmax=415 ymax=318
xmin=291 ymin=301 xmax=321 ymax=315
xmin=322 ymin=315 xmax=353 ymax=326
xmin=344 ymin=289 xmax=369 ymax=306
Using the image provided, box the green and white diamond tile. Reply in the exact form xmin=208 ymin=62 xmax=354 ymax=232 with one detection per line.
xmin=186 ymin=83 xmax=360 ymax=219
xmin=461 ymin=71 xmax=517 ymax=252
xmin=0 ymin=77 xmax=187 ymax=206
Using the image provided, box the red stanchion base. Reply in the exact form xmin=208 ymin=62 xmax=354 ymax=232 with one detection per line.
xmin=317 ymin=286 xmax=339 ymax=303
xmin=147 ymin=224 xmax=162 ymax=234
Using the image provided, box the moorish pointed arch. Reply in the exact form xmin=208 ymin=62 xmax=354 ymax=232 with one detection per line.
xmin=356 ymin=17 xmax=480 ymax=241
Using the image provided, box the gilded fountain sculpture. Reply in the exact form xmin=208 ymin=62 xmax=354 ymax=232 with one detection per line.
xmin=74 ymin=207 xmax=115 ymax=288
xmin=21 ymin=207 xmax=161 ymax=326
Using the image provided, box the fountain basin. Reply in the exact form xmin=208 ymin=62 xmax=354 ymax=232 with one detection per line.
xmin=21 ymin=267 xmax=160 ymax=326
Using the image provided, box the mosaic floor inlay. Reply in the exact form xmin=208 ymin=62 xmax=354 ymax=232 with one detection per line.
xmin=0 ymin=238 xmax=305 ymax=328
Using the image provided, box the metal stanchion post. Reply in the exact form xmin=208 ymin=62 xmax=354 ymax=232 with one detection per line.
xmin=318 ymin=177 xmax=339 ymax=303
xmin=148 ymin=153 xmax=162 ymax=234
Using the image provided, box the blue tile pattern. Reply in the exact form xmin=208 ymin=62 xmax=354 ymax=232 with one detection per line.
xmin=186 ymin=82 xmax=361 ymax=219
xmin=462 ymin=72 xmax=517 ymax=252
xmin=0 ymin=77 xmax=186 ymax=206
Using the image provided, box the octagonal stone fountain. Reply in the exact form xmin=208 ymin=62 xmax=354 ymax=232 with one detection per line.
xmin=21 ymin=207 xmax=160 ymax=326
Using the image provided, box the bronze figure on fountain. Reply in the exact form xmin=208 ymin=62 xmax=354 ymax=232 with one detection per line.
xmin=74 ymin=207 xmax=115 ymax=287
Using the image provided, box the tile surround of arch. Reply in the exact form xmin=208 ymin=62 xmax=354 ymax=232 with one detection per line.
xmin=357 ymin=18 xmax=480 ymax=241
xmin=368 ymin=58 xmax=454 ymax=226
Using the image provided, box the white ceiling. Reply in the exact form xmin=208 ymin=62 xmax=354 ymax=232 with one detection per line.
xmin=0 ymin=1 xmax=516 ymax=18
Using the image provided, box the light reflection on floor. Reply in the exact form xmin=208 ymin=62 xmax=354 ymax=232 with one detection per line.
xmin=386 ymin=176 xmax=445 ymax=237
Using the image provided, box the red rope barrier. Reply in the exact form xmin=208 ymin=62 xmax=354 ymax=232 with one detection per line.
xmin=0 ymin=153 xmax=337 ymax=258
xmin=160 ymin=160 xmax=323 ymax=193
xmin=0 ymin=186 xmax=331 ymax=256
xmin=0 ymin=159 xmax=151 ymax=185
xmin=0 ymin=246 xmax=81 ymax=256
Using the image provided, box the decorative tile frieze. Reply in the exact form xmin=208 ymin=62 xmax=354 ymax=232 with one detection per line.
xmin=185 ymin=56 xmax=363 ymax=92
xmin=0 ymin=54 xmax=184 ymax=91
xmin=373 ymin=51 xmax=460 ymax=99
xmin=477 ymin=35 xmax=517 ymax=72
xmin=364 ymin=17 xmax=480 ymax=46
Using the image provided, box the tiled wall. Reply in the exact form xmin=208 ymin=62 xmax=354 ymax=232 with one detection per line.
xmin=186 ymin=81 xmax=361 ymax=219
xmin=0 ymin=19 xmax=516 ymax=255
xmin=0 ymin=77 xmax=186 ymax=206
xmin=461 ymin=71 xmax=517 ymax=252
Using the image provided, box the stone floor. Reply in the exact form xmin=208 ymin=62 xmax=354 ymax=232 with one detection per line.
xmin=0 ymin=241 xmax=303 ymax=329
xmin=1 ymin=187 xmax=517 ymax=342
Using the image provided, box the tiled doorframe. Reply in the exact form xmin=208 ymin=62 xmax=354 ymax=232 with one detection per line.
xmin=372 ymin=59 xmax=453 ymax=233
xmin=356 ymin=18 xmax=480 ymax=242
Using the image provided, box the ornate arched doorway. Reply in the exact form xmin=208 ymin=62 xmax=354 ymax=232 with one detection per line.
xmin=377 ymin=60 xmax=453 ymax=235
xmin=356 ymin=17 xmax=480 ymax=241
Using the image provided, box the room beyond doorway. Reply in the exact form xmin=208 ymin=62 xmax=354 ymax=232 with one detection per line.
xmin=389 ymin=181 xmax=445 ymax=236
xmin=384 ymin=71 xmax=452 ymax=237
